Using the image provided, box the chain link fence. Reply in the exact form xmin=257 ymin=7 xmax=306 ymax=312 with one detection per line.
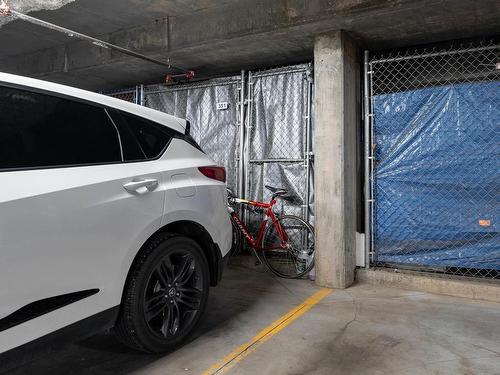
xmin=104 ymin=87 xmax=139 ymax=104
xmin=246 ymin=65 xmax=314 ymax=228
xmin=366 ymin=40 xmax=499 ymax=279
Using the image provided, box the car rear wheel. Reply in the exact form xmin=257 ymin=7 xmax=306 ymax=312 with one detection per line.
xmin=115 ymin=234 xmax=209 ymax=353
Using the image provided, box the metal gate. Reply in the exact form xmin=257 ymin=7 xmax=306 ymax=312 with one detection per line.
xmin=245 ymin=65 xmax=314 ymax=224
xmin=365 ymin=41 xmax=500 ymax=278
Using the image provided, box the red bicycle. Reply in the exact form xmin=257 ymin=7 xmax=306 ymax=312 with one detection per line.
xmin=227 ymin=185 xmax=315 ymax=279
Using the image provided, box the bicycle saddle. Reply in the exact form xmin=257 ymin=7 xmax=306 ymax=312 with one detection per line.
xmin=265 ymin=185 xmax=287 ymax=196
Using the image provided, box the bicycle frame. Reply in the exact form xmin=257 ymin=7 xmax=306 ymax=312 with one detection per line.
xmin=229 ymin=197 xmax=289 ymax=250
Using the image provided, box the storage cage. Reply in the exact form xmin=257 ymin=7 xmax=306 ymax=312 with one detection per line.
xmin=104 ymin=64 xmax=314 ymax=231
xmin=106 ymin=64 xmax=315 ymax=226
xmin=364 ymin=40 xmax=500 ymax=279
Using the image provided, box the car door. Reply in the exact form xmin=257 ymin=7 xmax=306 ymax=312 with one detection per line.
xmin=0 ymin=85 xmax=166 ymax=349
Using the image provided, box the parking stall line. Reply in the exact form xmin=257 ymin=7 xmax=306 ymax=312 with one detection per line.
xmin=201 ymin=287 xmax=332 ymax=375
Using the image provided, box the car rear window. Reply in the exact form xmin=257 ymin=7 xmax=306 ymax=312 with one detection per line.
xmin=115 ymin=112 xmax=173 ymax=159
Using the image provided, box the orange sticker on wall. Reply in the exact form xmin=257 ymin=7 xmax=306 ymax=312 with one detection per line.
xmin=479 ymin=219 xmax=491 ymax=227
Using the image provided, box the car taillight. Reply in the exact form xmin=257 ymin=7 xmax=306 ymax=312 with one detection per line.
xmin=198 ymin=166 xmax=226 ymax=183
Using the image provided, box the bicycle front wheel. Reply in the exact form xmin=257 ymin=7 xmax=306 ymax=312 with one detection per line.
xmin=229 ymin=215 xmax=242 ymax=256
xmin=261 ymin=215 xmax=314 ymax=279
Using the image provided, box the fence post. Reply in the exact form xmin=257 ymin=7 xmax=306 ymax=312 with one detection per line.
xmin=139 ymin=84 xmax=145 ymax=106
xmin=363 ymin=50 xmax=372 ymax=269
xmin=244 ymin=71 xmax=253 ymax=204
xmin=237 ymin=70 xmax=247 ymax=224
xmin=238 ymin=70 xmax=246 ymax=200
xmin=304 ymin=68 xmax=313 ymax=222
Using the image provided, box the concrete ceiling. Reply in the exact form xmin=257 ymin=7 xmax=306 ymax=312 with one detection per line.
xmin=0 ymin=0 xmax=499 ymax=90
xmin=0 ymin=0 xmax=241 ymax=57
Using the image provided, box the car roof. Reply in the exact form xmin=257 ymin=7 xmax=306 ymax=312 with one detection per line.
xmin=0 ymin=72 xmax=186 ymax=134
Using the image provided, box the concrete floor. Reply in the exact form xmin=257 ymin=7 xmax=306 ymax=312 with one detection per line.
xmin=4 ymin=265 xmax=500 ymax=375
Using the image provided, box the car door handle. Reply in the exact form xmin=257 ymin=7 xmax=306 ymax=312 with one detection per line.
xmin=123 ymin=178 xmax=159 ymax=195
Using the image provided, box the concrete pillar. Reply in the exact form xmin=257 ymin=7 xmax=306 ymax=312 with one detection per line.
xmin=314 ymin=30 xmax=359 ymax=289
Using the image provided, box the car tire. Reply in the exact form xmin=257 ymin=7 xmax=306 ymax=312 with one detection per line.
xmin=114 ymin=233 xmax=210 ymax=353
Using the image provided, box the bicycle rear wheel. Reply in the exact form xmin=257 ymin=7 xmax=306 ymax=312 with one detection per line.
xmin=261 ymin=215 xmax=314 ymax=279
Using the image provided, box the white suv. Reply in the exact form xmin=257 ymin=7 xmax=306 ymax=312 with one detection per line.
xmin=0 ymin=73 xmax=231 ymax=364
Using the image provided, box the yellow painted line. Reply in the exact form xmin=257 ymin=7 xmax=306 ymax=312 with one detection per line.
xmin=201 ymin=287 xmax=332 ymax=375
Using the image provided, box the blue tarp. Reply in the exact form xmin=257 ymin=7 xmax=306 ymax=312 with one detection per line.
xmin=373 ymin=81 xmax=500 ymax=270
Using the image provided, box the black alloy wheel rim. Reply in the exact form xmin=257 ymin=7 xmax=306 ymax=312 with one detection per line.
xmin=143 ymin=250 xmax=204 ymax=338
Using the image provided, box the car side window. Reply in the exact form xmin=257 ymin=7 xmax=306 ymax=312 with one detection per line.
xmin=0 ymin=85 xmax=122 ymax=170
xmin=117 ymin=112 xmax=173 ymax=159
